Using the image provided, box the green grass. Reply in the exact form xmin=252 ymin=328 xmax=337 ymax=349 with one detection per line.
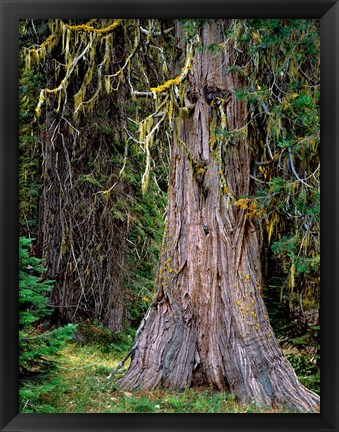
xmin=20 ymin=340 xmax=296 ymax=413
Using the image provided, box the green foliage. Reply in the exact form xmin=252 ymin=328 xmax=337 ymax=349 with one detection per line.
xmin=262 ymin=276 xmax=289 ymax=338
xmin=179 ymin=19 xmax=200 ymax=41
xmin=19 ymin=238 xmax=53 ymax=327
xmin=230 ymin=19 xmax=320 ymax=318
xmin=19 ymin=69 xmax=44 ymax=236
xmin=124 ymin=185 xmax=166 ymax=323
xmin=19 ymin=237 xmax=76 ymax=374
xmin=20 ymin=376 xmax=69 ymax=413
xmin=19 ymin=21 xmax=51 ymax=237
xmin=285 ymin=328 xmax=320 ymax=396
xmin=75 ymin=320 xmax=136 ymax=356
xmin=19 ymin=237 xmax=77 ymax=411
xmin=265 ymin=277 xmax=320 ymax=396
xmin=108 ymin=137 xmax=167 ymax=325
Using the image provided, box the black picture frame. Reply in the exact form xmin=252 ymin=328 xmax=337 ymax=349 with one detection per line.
xmin=1 ymin=1 xmax=338 ymax=431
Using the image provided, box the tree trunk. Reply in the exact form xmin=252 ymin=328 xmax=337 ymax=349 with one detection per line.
xmin=119 ymin=21 xmax=319 ymax=412
xmin=41 ymin=102 xmax=127 ymax=331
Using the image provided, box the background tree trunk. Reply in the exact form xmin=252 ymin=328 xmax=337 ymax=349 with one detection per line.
xmin=120 ymin=20 xmax=319 ymax=412
xmin=41 ymin=115 xmax=127 ymax=331
xmin=40 ymin=80 xmax=128 ymax=331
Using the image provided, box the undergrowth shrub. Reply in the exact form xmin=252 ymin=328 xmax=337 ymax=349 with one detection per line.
xmin=19 ymin=237 xmax=76 ymax=411
xmin=75 ymin=319 xmax=135 ymax=356
xmin=284 ymin=324 xmax=320 ymax=395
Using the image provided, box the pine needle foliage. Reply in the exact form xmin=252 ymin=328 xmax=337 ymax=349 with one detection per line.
xmin=19 ymin=237 xmax=76 ymax=375
xmin=228 ymin=19 xmax=320 ymax=317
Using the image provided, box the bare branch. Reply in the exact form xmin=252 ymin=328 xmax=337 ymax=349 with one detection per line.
xmin=140 ymin=26 xmax=174 ymax=36
xmin=288 ymin=147 xmax=313 ymax=188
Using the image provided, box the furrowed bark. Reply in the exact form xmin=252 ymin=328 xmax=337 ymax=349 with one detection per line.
xmin=119 ymin=20 xmax=320 ymax=412
xmin=41 ymin=100 xmax=127 ymax=331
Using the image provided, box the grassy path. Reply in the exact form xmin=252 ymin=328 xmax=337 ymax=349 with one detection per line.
xmin=21 ymin=341 xmax=296 ymax=413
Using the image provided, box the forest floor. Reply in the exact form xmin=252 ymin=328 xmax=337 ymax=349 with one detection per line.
xmin=21 ymin=338 xmax=297 ymax=413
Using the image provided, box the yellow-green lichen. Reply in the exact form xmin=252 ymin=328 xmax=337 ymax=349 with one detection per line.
xmin=150 ymin=43 xmax=193 ymax=94
xmin=209 ymin=118 xmax=217 ymax=150
xmin=65 ymin=19 xmax=123 ymax=35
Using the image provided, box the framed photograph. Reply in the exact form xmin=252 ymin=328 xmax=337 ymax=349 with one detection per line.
xmin=1 ymin=0 xmax=338 ymax=431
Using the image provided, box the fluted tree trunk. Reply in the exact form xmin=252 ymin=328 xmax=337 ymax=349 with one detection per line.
xmin=120 ymin=20 xmax=319 ymax=412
